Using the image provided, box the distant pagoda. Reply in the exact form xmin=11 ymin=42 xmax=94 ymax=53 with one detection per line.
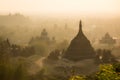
xmin=29 ymin=28 xmax=56 ymax=45
xmin=40 ymin=28 xmax=50 ymax=42
xmin=99 ymin=33 xmax=116 ymax=45
xmin=63 ymin=20 xmax=95 ymax=61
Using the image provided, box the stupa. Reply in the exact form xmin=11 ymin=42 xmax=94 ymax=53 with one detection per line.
xmin=63 ymin=20 xmax=95 ymax=61
xmin=99 ymin=32 xmax=116 ymax=45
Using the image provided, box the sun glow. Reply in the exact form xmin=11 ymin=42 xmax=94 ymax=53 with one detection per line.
xmin=0 ymin=0 xmax=120 ymax=16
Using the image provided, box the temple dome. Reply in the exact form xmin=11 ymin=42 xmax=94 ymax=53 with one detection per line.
xmin=63 ymin=20 xmax=95 ymax=61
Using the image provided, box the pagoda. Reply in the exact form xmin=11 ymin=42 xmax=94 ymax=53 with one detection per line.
xmin=40 ymin=28 xmax=50 ymax=42
xmin=63 ymin=20 xmax=95 ymax=61
xmin=29 ymin=28 xmax=56 ymax=45
xmin=99 ymin=33 xmax=116 ymax=45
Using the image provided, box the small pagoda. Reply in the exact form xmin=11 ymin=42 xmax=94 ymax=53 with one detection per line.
xmin=63 ymin=20 xmax=95 ymax=61
xmin=40 ymin=28 xmax=50 ymax=42
xmin=99 ymin=33 xmax=116 ymax=45
xmin=29 ymin=28 xmax=56 ymax=45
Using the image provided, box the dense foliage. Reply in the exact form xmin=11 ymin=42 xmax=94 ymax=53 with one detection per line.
xmin=70 ymin=63 xmax=120 ymax=80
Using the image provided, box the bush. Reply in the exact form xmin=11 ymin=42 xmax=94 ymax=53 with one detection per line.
xmin=96 ymin=64 xmax=120 ymax=80
xmin=69 ymin=63 xmax=120 ymax=80
xmin=69 ymin=75 xmax=86 ymax=80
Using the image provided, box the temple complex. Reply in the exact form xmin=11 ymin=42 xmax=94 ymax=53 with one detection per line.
xmin=63 ymin=21 xmax=95 ymax=61
xmin=43 ymin=21 xmax=118 ymax=76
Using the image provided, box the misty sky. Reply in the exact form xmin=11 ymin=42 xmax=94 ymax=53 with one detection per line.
xmin=0 ymin=0 xmax=120 ymax=16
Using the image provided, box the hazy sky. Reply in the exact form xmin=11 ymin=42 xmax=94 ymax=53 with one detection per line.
xmin=0 ymin=0 xmax=120 ymax=16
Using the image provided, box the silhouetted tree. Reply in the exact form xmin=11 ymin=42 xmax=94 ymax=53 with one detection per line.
xmin=47 ymin=49 xmax=60 ymax=60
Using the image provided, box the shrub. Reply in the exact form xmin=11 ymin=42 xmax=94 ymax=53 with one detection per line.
xmin=96 ymin=64 xmax=120 ymax=80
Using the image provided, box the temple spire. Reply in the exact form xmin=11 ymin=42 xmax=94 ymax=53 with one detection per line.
xmin=78 ymin=20 xmax=83 ymax=34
